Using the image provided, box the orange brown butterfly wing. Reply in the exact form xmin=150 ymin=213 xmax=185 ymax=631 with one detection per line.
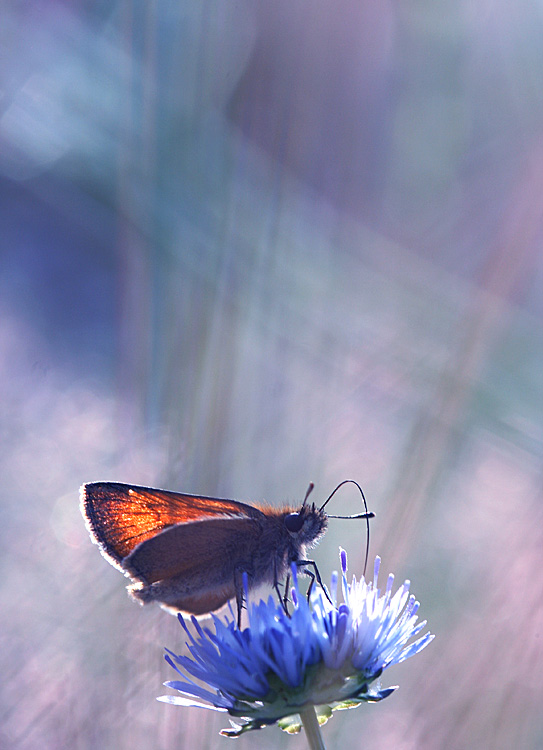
xmin=125 ymin=517 xmax=264 ymax=614
xmin=124 ymin=516 xmax=261 ymax=583
xmin=80 ymin=482 xmax=265 ymax=570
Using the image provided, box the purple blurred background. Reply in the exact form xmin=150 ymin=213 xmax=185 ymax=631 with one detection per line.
xmin=1 ymin=2 xmax=543 ymax=748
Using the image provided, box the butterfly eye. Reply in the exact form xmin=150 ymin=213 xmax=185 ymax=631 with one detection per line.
xmin=284 ymin=512 xmax=304 ymax=533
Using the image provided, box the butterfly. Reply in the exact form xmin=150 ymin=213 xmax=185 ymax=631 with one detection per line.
xmin=80 ymin=480 xmax=373 ymax=626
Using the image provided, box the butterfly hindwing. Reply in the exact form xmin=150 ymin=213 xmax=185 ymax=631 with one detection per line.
xmin=124 ymin=516 xmax=264 ymax=615
xmin=124 ymin=515 xmax=262 ymax=583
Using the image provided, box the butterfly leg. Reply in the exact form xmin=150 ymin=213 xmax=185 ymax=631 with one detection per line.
xmin=295 ymin=559 xmax=333 ymax=604
xmin=282 ymin=571 xmax=291 ymax=609
xmin=233 ymin=567 xmax=246 ymax=628
xmin=273 ymin=559 xmax=290 ymax=616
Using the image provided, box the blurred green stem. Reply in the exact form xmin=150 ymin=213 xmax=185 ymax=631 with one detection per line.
xmin=300 ymin=706 xmax=326 ymax=750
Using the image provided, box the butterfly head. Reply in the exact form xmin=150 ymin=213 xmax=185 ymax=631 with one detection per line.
xmin=283 ymin=502 xmax=328 ymax=547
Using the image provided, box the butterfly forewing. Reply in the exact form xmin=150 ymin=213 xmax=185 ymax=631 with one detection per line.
xmin=80 ymin=482 xmax=264 ymax=569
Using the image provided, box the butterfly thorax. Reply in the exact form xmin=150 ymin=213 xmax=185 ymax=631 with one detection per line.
xmin=249 ymin=503 xmax=328 ymax=585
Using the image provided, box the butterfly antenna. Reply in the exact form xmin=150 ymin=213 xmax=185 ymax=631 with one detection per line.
xmin=301 ymin=482 xmax=315 ymax=508
xmin=319 ymin=479 xmax=374 ymax=576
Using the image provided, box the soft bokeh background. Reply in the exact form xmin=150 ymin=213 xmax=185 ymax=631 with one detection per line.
xmin=2 ymin=2 xmax=543 ymax=748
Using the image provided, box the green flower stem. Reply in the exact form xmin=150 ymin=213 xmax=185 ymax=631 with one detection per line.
xmin=300 ymin=706 xmax=326 ymax=750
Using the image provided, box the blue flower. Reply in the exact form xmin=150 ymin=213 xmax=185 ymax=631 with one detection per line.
xmin=158 ymin=551 xmax=434 ymax=737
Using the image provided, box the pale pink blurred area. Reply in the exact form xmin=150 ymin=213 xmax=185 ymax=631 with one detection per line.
xmin=1 ymin=1 xmax=543 ymax=749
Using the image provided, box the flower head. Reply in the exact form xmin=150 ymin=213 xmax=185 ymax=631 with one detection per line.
xmin=159 ymin=551 xmax=434 ymax=737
